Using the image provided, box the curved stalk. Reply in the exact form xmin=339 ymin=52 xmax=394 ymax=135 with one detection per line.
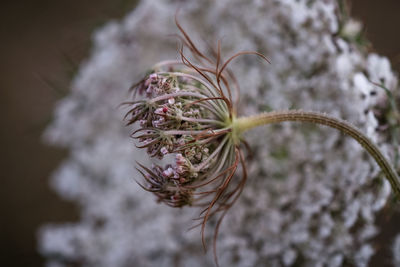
xmin=233 ymin=110 xmax=400 ymax=197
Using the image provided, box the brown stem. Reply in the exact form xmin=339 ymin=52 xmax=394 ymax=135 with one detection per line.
xmin=234 ymin=110 xmax=400 ymax=197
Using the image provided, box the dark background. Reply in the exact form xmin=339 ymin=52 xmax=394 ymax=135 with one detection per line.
xmin=0 ymin=1 xmax=399 ymax=266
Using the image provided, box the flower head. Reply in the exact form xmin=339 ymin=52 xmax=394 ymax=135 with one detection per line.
xmin=124 ymin=17 xmax=269 ymax=262
xmin=126 ymin=62 xmax=235 ymax=207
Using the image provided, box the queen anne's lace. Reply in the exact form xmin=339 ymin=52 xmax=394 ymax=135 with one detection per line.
xmin=126 ymin=69 xmax=233 ymax=208
xmin=39 ymin=1 xmax=400 ymax=266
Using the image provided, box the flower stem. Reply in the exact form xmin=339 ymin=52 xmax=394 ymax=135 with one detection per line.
xmin=233 ymin=110 xmax=400 ymax=198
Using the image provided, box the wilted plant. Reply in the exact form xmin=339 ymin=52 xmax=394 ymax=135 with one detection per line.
xmin=124 ymin=17 xmax=400 ymax=265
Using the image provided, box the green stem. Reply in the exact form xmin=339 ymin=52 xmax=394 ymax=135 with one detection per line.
xmin=233 ymin=110 xmax=400 ymax=198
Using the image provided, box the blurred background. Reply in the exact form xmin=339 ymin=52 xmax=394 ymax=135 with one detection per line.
xmin=0 ymin=0 xmax=399 ymax=266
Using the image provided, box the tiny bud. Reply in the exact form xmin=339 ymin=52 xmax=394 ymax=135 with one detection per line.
xmin=195 ymin=153 xmax=202 ymax=160
xmin=149 ymin=73 xmax=158 ymax=81
xmin=178 ymin=139 xmax=185 ymax=146
xmin=155 ymin=108 xmax=165 ymax=115
xmin=163 ymin=107 xmax=168 ymax=113
xmin=176 ymin=165 xmax=184 ymax=174
xmin=168 ymin=98 xmax=175 ymax=105
xmin=176 ymin=154 xmax=186 ymax=165
xmin=162 ymin=167 xmax=174 ymax=177
xmin=161 ymin=147 xmax=169 ymax=155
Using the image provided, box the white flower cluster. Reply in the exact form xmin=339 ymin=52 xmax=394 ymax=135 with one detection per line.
xmin=39 ymin=0 xmax=400 ymax=266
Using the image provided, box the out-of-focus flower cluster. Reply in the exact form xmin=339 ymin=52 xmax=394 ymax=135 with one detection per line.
xmin=39 ymin=0 xmax=400 ymax=266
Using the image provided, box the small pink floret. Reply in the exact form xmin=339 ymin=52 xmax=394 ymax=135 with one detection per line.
xmin=162 ymin=167 xmax=174 ymax=177
xmin=160 ymin=147 xmax=169 ymax=155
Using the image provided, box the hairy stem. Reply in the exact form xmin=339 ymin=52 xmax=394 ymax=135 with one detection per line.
xmin=233 ymin=110 xmax=400 ymax=197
